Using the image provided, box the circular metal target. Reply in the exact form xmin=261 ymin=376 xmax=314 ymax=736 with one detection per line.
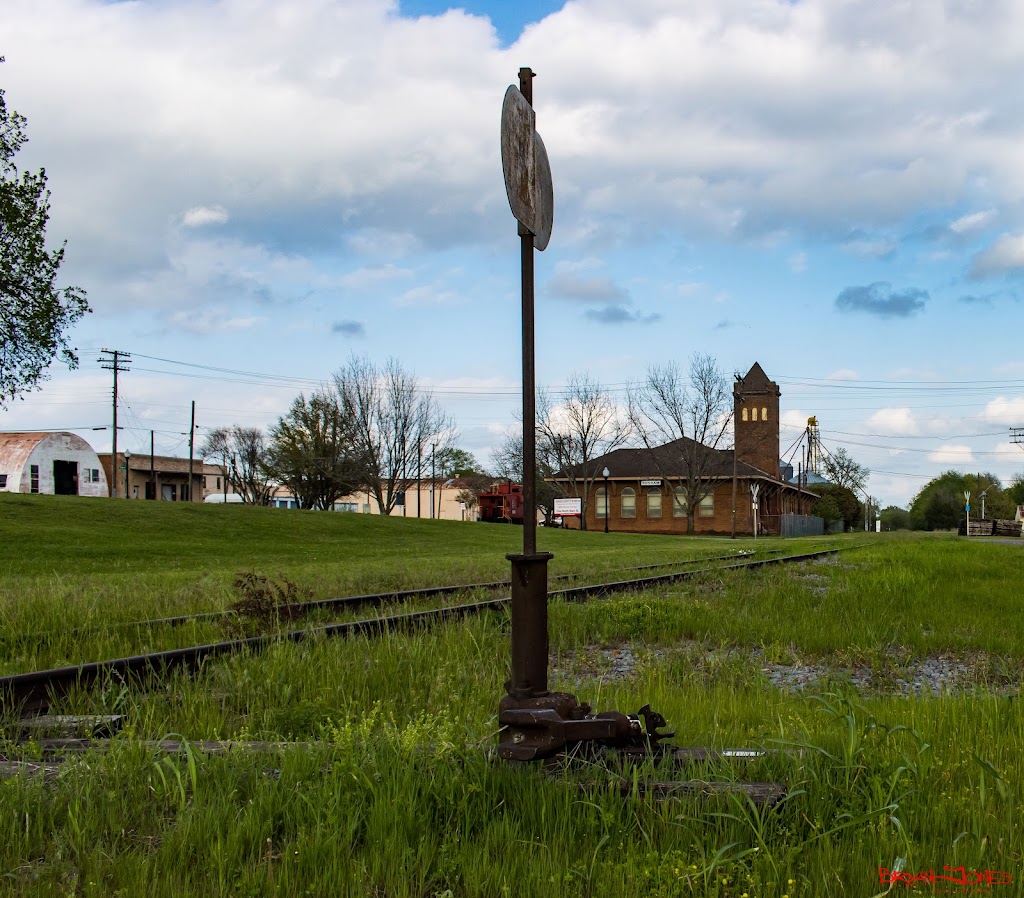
xmin=501 ymin=84 xmax=554 ymax=251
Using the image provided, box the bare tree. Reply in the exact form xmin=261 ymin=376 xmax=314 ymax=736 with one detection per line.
xmin=537 ymin=373 xmax=630 ymax=529
xmin=200 ymin=426 xmax=274 ymax=505
xmin=493 ymin=427 xmax=561 ymax=524
xmin=333 ymin=356 xmax=456 ymax=516
xmin=627 ymin=354 xmax=732 ymax=534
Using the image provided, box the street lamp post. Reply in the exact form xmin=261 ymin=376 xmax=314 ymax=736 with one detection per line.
xmin=124 ymin=450 xmax=131 ymax=499
xmin=602 ymin=467 xmax=610 ymax=533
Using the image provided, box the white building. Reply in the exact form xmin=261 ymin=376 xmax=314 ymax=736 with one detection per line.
xmin=0 ymin=432 xmax=109 ymax=497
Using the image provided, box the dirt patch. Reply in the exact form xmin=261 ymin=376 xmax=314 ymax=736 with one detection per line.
xmin=553 ymin=642 xmax=1023 ymax=696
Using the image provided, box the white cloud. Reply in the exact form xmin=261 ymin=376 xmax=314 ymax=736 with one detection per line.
xmin=928 ymin=445 xmax=974 ymax=465
xmin=165 ymin=309 xmax=265 ymax=335
xmin=971 ymin=233 xmax=1024 ymax=278
xmin=338 ymin=265 xmax=413 ymax=289
xmin=980 ymin=396 xmax=1024 ymax=423
xmin=7 ymin=0 xmax=1024 ymax=286
xmin=394 ymin=285 xmax=462 ymax=307
xmin=950 ymin=208 xmax=996 ymax=235
xmin=866 ymin=407 xmax=920 ymax=436
xmin=780 ymin=409 xmax=809 ymax=433
xmin=181 ymin=205 xmax=229 ymax=228
xmin=826 ymin=368 xmax=859 ymax=382
xmin=788 ymin=251 xmax=807 ymax=273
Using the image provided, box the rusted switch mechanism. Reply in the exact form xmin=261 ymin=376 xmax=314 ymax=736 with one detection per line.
xmin=498 ymin=693 xmax=674 ymax=762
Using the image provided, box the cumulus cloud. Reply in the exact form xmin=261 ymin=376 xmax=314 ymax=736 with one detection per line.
xmin=332 ymin=320 xmax=365 ymax=337
xmin=928 ymin=445 xmax=974 ymax=465
xmin=835 ymin=282 xmax=929 ymax=318
xmin=980 ymin=396 xmax=1024 ymax=423
xmin=8 ymin=0 xmax=1024 ymax=291
xmin=866 ymin=407 xmax=920 ymax=436
xmin=181 ymin=205 xmax=229 ymax=228
xmin=970 ymin=234 xmax=1024 ymax=278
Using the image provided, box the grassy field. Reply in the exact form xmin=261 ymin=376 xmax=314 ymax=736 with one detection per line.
xmin=1 ymin=493 xmax=1023 ymax=897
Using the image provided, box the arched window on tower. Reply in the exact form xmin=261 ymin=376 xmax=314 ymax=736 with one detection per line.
xmin=762 ymin=406 xmax=768 ymax=420
xmin=752 ymin=407 xmax=759 ymax=422
xmin=742 ymin=408 xmax=748 ymax=422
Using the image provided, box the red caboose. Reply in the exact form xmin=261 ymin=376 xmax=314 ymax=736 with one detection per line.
xmin=477 ymin=481 xmax=524 ymax=524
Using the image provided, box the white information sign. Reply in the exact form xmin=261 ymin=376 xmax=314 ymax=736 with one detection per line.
xmin=553 ymin=497 xmax=583 ymax=517
xmin=640 ymin=480 xmax=662 ymax=487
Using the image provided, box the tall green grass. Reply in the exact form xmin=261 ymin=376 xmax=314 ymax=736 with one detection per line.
xmin=1 ymin=495 xmax=1022 ymax=896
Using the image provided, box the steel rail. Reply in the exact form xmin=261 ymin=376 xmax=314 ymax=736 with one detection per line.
xmin=3 ymin=549 xmax=770 ymax=642
xmin=1 ymin=546 xmax=857 ymax=712
xmin=1 ymin=599 xmax=508 ymax=713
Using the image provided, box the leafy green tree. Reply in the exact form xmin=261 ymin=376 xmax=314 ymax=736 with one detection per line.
xmin=434 ymin=447 xmax=482 ymax=478
xmin=810 ymin=483 xmax=861 ymax=531
xmin=909 ymin=470 xmax=1014 ymax=530
xmin=1008 ymin=474 xmax=1024 ymax=508
xmin=879 ymin=505 xmax=912 ymax=531
xmin=1 ymin=60 xmax=89 ymax=406
xmin=821 ymin=446 xmax=869 ymax=493
xmin=266 ymin=389 xmax=366 ymax=510
xmin=812 ymin=494 xmax=842 ymax=531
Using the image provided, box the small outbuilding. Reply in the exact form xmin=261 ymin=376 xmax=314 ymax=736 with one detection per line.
xmin=0 ymin=432 xmax=109 ymax=497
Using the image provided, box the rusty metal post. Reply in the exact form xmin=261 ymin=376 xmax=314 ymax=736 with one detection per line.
xmin=505 ymin=550 xmax=553 ymax=696
xmin=505 ymin=65 xmax=552 ymax=700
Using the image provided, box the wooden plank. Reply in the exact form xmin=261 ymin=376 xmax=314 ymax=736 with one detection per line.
xmin=18 ymin=715 xmax=123 ymax=738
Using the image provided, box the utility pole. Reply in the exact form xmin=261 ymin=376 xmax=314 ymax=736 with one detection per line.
xmin=188 ymin=400 xmax=196 ymax=502
xmin=150 ymin=431 xmax=155 ymax=500
xmin=98 ymin=349 xmax=131 ymax=496
xmin=431 ymin=442 xmax=436 ymax=519
xmin=731 ymin=382 xmax=741 ymax=539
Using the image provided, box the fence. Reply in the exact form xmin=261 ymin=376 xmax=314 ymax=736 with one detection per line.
xmin=779 ymin=514 xmax=825 ymax=538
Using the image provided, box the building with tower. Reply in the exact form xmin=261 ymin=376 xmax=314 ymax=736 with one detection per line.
xmin=547 ymin=363 xmax=817 ymax=536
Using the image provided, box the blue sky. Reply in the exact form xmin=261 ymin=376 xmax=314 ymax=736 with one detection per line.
xmin=2 ymin=0 xmax=1023 ymax=506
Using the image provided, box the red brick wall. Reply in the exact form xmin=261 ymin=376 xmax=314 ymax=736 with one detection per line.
xmin=580 ymin=480 xmax=755 ymax=535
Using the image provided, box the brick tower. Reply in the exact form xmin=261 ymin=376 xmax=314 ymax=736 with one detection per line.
xmin=734 ymin=362 xmax=781 ymax=478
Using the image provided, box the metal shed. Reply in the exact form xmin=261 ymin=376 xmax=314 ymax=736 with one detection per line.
xmin=0 ymin=432 xmax=109 ymax=497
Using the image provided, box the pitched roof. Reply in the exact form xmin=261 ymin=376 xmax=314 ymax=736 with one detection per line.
xmin=735 ymin=361 xmax=779 ymax=395
xmin=550 ymin=437 xmax=775 ymax=483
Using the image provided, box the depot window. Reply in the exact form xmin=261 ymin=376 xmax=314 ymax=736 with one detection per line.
xmin=672 ymin=487 xmax=687 ymax=517
xmin=647 ymin=487 xmax=662 ymax=518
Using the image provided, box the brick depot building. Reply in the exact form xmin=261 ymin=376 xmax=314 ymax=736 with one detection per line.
xmin=549 ymin=363 xmax=816 ymax=536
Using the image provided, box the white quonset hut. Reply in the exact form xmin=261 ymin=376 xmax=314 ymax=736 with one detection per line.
xmin=0 ymin=432 xmax=109 ymax=497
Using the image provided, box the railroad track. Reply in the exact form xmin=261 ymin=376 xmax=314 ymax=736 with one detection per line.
xmin=1 ymin=545 xmax=856 ymax=713
xmin=0 ymin=735 xmax=789 ymax=806
xmin=3 ymin=548 xmax=775 ymax=643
